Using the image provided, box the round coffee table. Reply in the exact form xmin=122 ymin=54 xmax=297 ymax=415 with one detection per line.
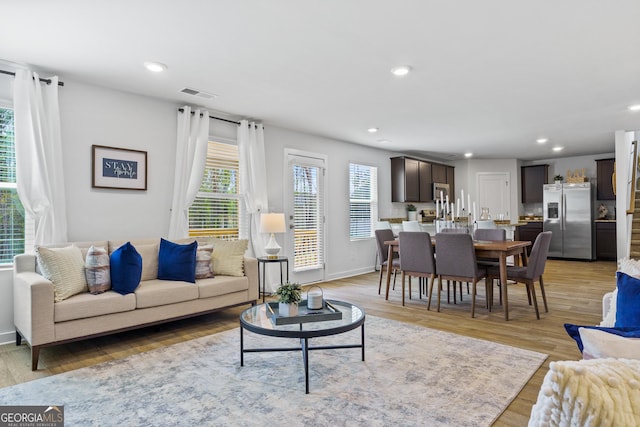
xmin=239 ymin=300 xmax=366 ymax=394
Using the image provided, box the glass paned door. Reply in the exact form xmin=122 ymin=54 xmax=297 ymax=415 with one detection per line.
xmin=285 ymin=151 xmax=326 ymax=284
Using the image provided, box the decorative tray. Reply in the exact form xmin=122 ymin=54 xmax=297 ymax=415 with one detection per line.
xmin=266 ymin=300 xmax=343 ymax=325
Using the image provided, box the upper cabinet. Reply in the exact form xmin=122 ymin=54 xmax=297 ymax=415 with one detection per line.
xmin=521 ymin=164 xmax=548 ymax=203
xmin=391 ymin=157 xmax=453 ymax=202
xmin=596 ymin=158 xmax=615 ymax=200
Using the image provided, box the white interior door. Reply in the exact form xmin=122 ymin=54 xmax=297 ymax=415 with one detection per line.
xmin=476 ymin=172 xmax=511 ymax=220
xmin=284 ymin=150 xmax=326 ymax=284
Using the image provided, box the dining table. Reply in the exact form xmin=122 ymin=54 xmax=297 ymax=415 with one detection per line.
xmin=384 ymin=237 xmax=531 ymax=321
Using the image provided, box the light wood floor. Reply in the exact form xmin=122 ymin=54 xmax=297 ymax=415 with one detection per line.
xmin=0 ymin=259 xmax=616 ymax=426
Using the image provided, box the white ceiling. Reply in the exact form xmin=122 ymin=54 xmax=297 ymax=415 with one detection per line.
xmin=2 ymin=0 xmax=639 ymax=161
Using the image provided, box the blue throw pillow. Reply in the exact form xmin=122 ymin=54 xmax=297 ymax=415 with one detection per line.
xmin=564 ymin=323 xmax=640 ymax=352
xmin=157 ymin=238 xmax=197 ymax=283
xmin=615 ymin=272 xmax=640 ymax=328
xmin=110 ymin=242 xmax=142 ymax=295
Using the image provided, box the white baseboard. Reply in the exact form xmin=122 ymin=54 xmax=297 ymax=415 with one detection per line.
xmin=0 ymin=330 xmax=16 ymax=346
xmin=326 ymin=266 xmax=375 ymax=282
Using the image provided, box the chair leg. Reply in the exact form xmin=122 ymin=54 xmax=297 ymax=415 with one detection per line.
xmin=437 ymin=276 xmax=442 ymax=312
xmin=393 ymin=269 xmax=398 ymax=290
xmin=539 ymin=276 xmax=549 ymax=312
xmin=471 ymin=280 xmax=477 ymax=318
xmin=528 ymin=282 xmax=540 ymax=320
xmin=427 ymin=274 xmax=435 ymax=310
xmin=401 ymin=271 xmax=406 ymax=306
xmin=378 ymin=266 xmax=384 ymax=295
xmin=447 ymin=280 xmax=451 ymax=304
xmin=408 ymin=276 xmax=412 ymax=301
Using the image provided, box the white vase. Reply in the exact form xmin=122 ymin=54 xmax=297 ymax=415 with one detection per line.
xmin=408 ymin=211 xmax=417 ymax=221
xmin=279 ymin=302 xmax=299 ymax=317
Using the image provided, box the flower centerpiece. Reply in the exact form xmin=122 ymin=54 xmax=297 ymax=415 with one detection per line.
xmin=275 ymin=282 xmax=302 ymax=316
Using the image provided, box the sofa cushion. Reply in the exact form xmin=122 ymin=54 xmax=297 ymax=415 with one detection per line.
xmin=211 ymin=238 xmax=248 ymax=277
xmin=134 ymin=279 xmax=199 ymax=308
xmin=158 ymin=238 xmax=197 ymax=283
xmin=110 ymin=242 xmax=143 ymax=295
xmin=615 ymin=272 xmax=640 ymax=328
xmin=195 ymin=245 xmax=214 ymax=279
xmin=85 ymin=246 xmax=111 ymax=294
xmin=135 ymin=243 xmax=159 ymax=281
xmin=54 ymin=291 xmax=136 ymax=322
xmin=109 ymin=238 xmax=159 ymax=254
xmin=198 ymin=275 xmax=250 ymax=299
xmin=564 ymin=323 xmax=640 ymax=358
xmin=36 ymin=245 xmax=88 ymax=302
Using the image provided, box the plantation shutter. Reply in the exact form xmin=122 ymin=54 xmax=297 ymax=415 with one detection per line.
xmin=189 ymin=141 xmax=245 ymax=240
xmin=349 ymin=163 xmax=378 ymax=240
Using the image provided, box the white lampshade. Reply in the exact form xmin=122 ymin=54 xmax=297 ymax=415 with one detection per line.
xmin=260 ymin=213 xmax=286 ymax=234
xmin=261 ymin=213 xmax=286 ymax=258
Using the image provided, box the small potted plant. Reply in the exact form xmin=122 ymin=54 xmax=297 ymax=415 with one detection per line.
xmin=554 ymin=174 xmax=563 ymax=184
xmin=407 ymin=204 xmax=417 ymax=221
xmin=275 ymin=282 xmax=302 ymax=316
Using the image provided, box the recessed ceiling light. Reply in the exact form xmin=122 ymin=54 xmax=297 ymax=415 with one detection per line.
xmin=367 ymin=127 xmax=379 ymax=133
xmin=390 ymin=66 xmax=412 ymax=77
xmin=629 ymin=104 xmax=640 ymax=112
xmin=464 ymin=152 xmax=473 ymax=158
xmin=377 ymin=139 xmax=391 ymax=144
xmin=552 ymin=146 xmax=564 ymax=152
xmin=536 ymin=138 xmax=548 ymax=144
xmin=144 ymin=61 xmax=167 ymax=73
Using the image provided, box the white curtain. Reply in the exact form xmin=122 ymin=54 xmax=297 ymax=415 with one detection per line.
xmin=13 ymin=69 xmax=68 ymax=245
xmin=238 ymin=121 xmax=279 ymax=291
xmin=168 ymin=106 xmax=210 ymax=239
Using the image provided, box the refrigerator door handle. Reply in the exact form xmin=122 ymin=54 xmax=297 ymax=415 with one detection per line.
xmin=562 ymin=193 xmax=566 ymax=231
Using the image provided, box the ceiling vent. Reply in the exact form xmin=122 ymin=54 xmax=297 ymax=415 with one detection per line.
xmin=179 ymin=87 xmax=218 ymax=99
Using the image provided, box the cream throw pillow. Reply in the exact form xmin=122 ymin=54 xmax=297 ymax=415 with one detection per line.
xmin=135 ymin=243 xmax=159 ymax=281
xmin=211 ymin=239 xmax=248 ymax=277
xmin=36 ymin=245 xmax=88 ymax=302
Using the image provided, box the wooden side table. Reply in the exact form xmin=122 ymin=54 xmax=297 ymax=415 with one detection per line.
xmin=257 ymin=256 xmax=289 ymax=303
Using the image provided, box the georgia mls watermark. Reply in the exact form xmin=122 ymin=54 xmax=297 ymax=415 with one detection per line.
xmin=0 ymin=406 xmax=64 ymax=427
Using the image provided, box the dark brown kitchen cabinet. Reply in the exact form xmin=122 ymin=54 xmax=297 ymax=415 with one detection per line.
xmin=391 ymin=157 xmax=452 ymax=202
xmin=521 ymin=165 xmax=549 ymax=203
xmin=596 ymin=158 xmax=615 ymax=200
xmin=516 ymin=221 xmax=543 ymax=255
xmin=595 ymin=221 xmax=616 ymax=260
xmin=446 ymin=166 xmax=455 ymax=197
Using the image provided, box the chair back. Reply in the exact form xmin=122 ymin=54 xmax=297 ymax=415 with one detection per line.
xmin=398 ymin=231 xmax=435 ymax=274
xmin=435 ymin=233 xmax=479 ymax=278
xmin=402 ymin=221 xmax=422 ymax=232
xmin=476 ymin=220 xmax=497 ymax=229
xmin=526 ymin=231 xmax=552 ymax=280
xmin=375 ymin=229 xmax=395 ymax=263
xmin=474 ymin=228 xmax=506 ymax=241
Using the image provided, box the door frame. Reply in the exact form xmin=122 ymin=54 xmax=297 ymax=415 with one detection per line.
xmin=283 ymin=148 xmax=328 ymax=284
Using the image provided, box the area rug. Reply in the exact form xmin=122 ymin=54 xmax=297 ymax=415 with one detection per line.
xmin=0 ymin=316 xmax=546 ymax=426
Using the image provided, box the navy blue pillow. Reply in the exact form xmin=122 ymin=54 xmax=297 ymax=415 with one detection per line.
xmin=157 ymin=238 xmax=197 ymax=283
xmin=615 ymin=272 xmax=640 ymax=328
xmin=564 ymin=323 xmax=640 ymax=352
xmin=110 ymin=242 xmax=142 ymax=295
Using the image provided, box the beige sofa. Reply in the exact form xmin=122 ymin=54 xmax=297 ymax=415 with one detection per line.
xmin=13 ymin=238 xmax=258 ymax=370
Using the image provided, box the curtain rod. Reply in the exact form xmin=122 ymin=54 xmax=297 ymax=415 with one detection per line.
xmin=178 ymin=107 xmax=240 ymax=125
xmin=0 ymin=69 xmax=65 ymax=86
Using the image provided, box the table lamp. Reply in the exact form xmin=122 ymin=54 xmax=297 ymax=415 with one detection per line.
xmin=260 ymin=213 xmax=286 ymax=258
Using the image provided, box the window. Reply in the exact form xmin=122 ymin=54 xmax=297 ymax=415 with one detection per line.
xmin=0 ymin=106 xmax=27 ymax=265
xmin=349 ymin=163 xmax=378 ymax=240
xmin=188 ymin=140 xmax=245 ymax=240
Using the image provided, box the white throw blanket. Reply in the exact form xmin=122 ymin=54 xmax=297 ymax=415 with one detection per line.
xmin=529 ymin=358 xmax=640 ymax=426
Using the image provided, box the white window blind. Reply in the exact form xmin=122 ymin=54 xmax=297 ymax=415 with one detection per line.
xmin=188 ymin=140 xmax=246 ymax=240
xmin=349 ymin=163 xmax=378 ymax=240
xmin=0 ymin=106 xmax=29 ymax=264
xmin=292 ymin=163 xmax=325 ymax=271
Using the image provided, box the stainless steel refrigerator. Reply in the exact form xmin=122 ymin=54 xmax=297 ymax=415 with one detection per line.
xmin=543 ymin=183 xmax=594 ymax=260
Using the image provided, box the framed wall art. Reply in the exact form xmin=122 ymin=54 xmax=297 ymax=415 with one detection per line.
xmin=92 ymin=145 xmax=147 ymax=190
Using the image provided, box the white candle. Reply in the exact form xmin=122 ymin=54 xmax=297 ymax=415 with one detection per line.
xmin=467 ymin=194 xmax=471 ymax=215
xmin=461 ymin=189 xmax=465 ymax=210
xmin=473 ymin=202 xmax=477 ymax=222
xmin=435 ymin=199 xmax=439 ymax=218
xmin=456 ymin=198 xmax=460 ymax=217
xmin=441 ymin=191 xmax=444 ymax=206
xmin=451 ymin=203 xmax=454 ymax=217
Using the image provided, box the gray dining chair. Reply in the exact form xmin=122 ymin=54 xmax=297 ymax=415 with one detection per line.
xmin=440 ymin=227 xmax=468 ymax=234
xmin=435 ymin=233 xmax=488 ymax=317
xmin=375 ymin=229 xmax=399 ymax=295
xmin=398 ymin=231 xmax=436 ymax=308
xmin=473 ymin=228 xmax=506 ymax=241
xmin=486 ymin=231 xmax=552 ymax=319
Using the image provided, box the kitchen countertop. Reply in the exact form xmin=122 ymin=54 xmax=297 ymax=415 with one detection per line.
xmin=594 ymin=219 xmax=616 ymax=222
